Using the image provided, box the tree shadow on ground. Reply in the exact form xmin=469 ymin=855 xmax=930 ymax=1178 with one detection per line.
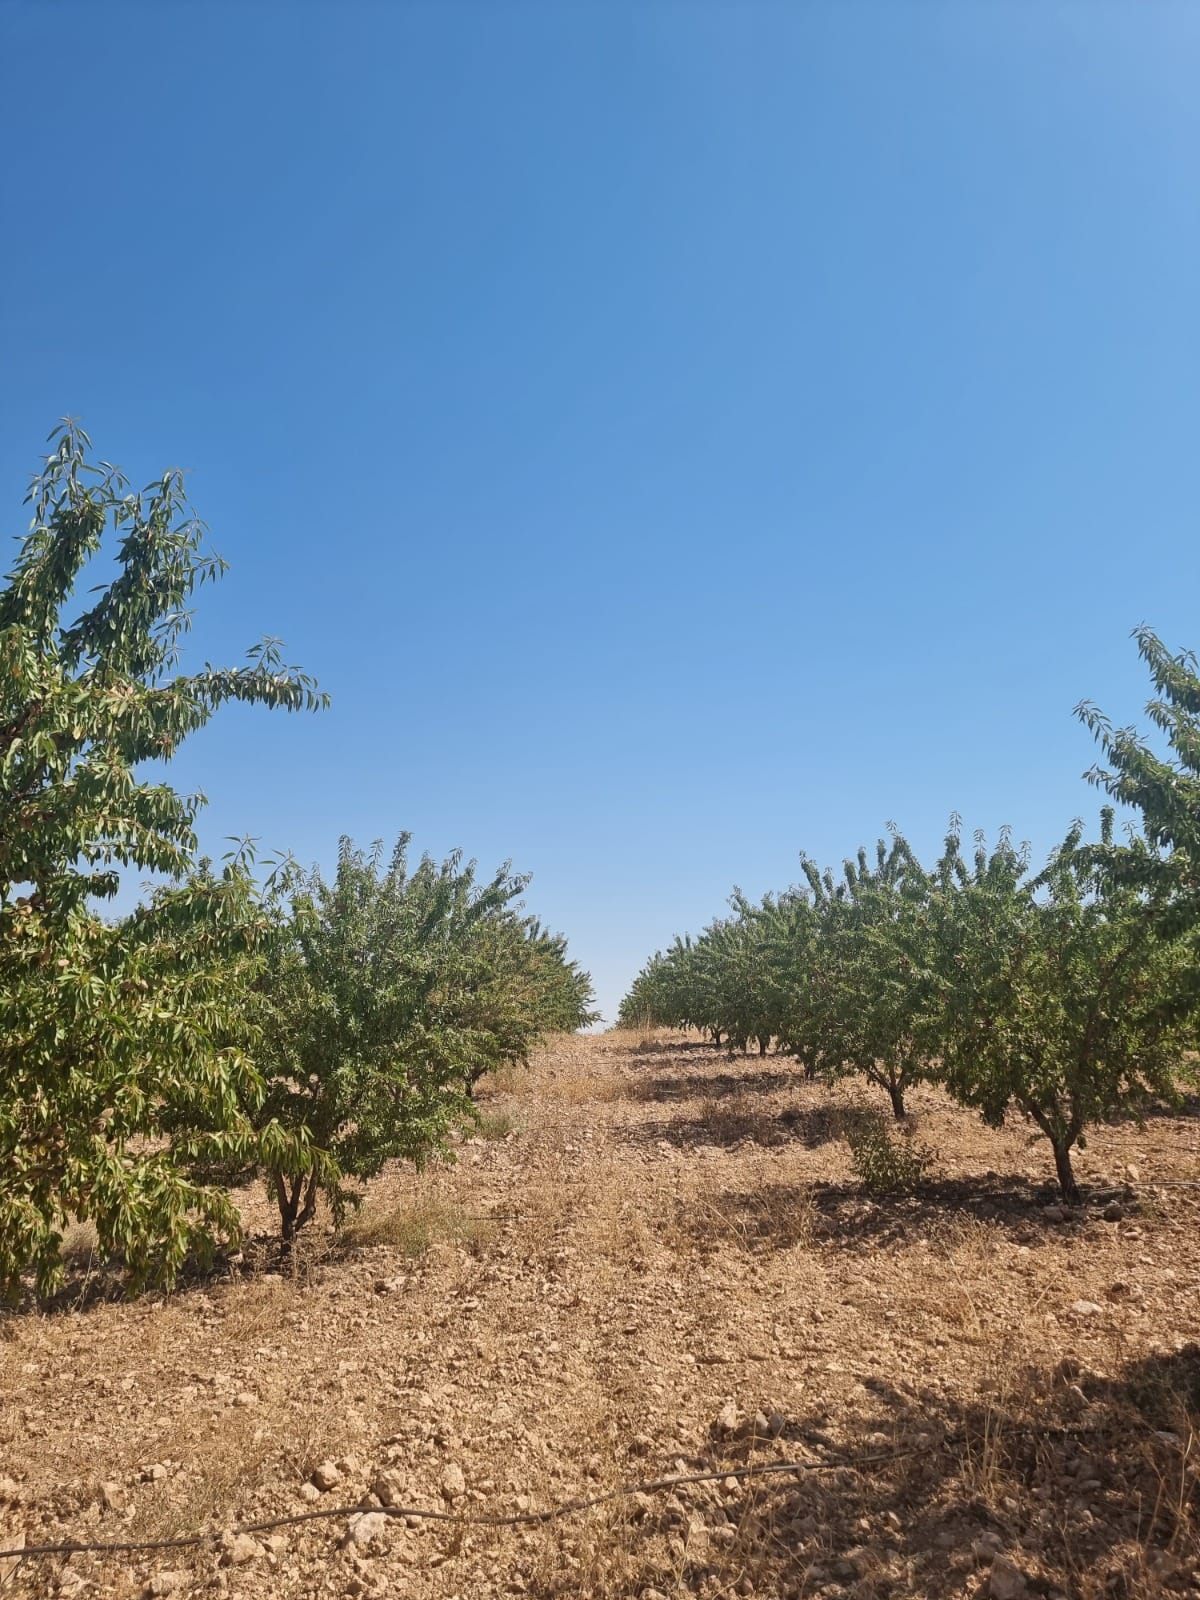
xmin=625 ymin=1037 xmax=725 ymax=1056
xmin=15 ymin=1227 xmax=320 ymax=1318
xmin=625 ymin=1065 xmax=806 ymax=1105
xmin=1110 ymin=1090 xmax=1200 ymax=1125
xmin=531 ymin=1350 xmax=1199 ymax=1598
xmin=617 ymin=1100 xmax=846 ymax=1156
xmin=669 ymin=1175 xmax=1136 ymax=1256
xmin=703 ymin=1347 xmax=1199 ymax=1599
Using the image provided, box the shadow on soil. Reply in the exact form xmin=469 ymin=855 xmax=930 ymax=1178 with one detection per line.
xmin=626 ymin=1064 xmax=807 ymax=1104
xmin=532 ymin=1350 xmax=1200 ymax=1598
xmin=671 ymin=1175 xmax=1140 ymax=1255
xmin=618 ymin=1100 xmax=845 ymax=1154
xmin=719 ymin=1348 xmax=1198 ymax=1600
xmin=10 ymin=1229 xmax=326 ymax=1319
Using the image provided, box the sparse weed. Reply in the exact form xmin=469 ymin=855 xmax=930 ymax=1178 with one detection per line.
xmin=843 ymin=1107 xmax=934 ymax=1193
xmin=473 ymin=1107 xmax=522 ymax=1141
xmin=59 ymin=1219 xmax=100 ymax=1268
xmin=341 ymin=1196 xmax=492 ymax=1257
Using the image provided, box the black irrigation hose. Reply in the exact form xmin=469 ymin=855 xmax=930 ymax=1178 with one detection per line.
xmin=0 ymin=1444 xmax=928 ymax=1562
xmin=2 ymin=1415 xmax=1186 ymax=1564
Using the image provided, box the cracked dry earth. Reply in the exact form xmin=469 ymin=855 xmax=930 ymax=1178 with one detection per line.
xmin=2 ymin=1032 xmax=1199 ymax=1600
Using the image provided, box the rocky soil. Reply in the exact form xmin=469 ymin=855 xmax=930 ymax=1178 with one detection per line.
xmin=1 ymin=1032 xmax=1198 ymax=1600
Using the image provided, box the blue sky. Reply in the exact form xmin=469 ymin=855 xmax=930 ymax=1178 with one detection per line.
xmin=2 ymin=2 xmax=1198 ymax=1022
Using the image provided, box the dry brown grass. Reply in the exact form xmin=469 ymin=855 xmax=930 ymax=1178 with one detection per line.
xmin=472 ymin=1106 xmax=523 ymax=1141
xmin=58 ymin=1219 xmax=99 ymax=1270
xmin=340 ymin=1193 xmax=494 ymax=1257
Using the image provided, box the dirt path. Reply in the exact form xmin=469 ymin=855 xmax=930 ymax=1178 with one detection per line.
xmin=2 ymin=1033 xmax=1198 ymax=1599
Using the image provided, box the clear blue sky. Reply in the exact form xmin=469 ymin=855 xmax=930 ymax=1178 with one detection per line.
xmin=2 ymin=3 xmax=1198 ymax=1022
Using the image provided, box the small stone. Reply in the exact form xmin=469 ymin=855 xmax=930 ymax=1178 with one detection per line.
xmin=140 ymin=1463 xmax=169 ymax=1482
xmin=312 ymin=1460 xmax=342 ymax=1492
xmin=713 ymin=1401 xmax=740 ymax=1437
xmin=0 ymin=1477 xmax=18 ymax=1501
xmin=233 ymin=1392 xmax=258 ymax=1408
xmin=1125 ymin=1164 xmax=1140 ymax=1182
xmin=972 ymin=1534 xmax=1003 ymax=1564
xmin=336 ymin=1454 xmax=364 ymax=1478
xmin=1102 ymin=1202 xmax=1123 ymax=1223
xmin=1042 ymin=1205 xmax=1066 ymax=1223
xmin=989 ymin=1554 xmax=1028 ymax=1599
xmin=342 ymin=1511 xmax=391 ymax=1549
xmin=264 ymin=1534 xmax=287 ymax=1554
xmin=145 ymin=1572 xmax=188 ymax=1597
xmin=765 ymin=1409 xmax=787 ymax=1438
xmin=372 ymin=1470 xmax=407 ymax=1507
xmin=375 ymin=1277 xmax=407 ymax=1295
xmin=0 ymin=1531 xmax=24 ymax=1587
xmin=218 ymin=1531 xmax=261 ymax=1566
xmin=99 ymin=1480 xmax=127 ymax=1511
xmin=298 ymin=1481 xmax=321 ymax=1502
xmin=1070 ymin=1300 xmax=1105 ymax=1318
xmin=440 ymin=1462 xmax=466 ymax=1500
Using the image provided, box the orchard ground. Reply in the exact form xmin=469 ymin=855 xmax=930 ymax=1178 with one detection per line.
xmin=2 ymin=1032 xmax=1198 ymax=1600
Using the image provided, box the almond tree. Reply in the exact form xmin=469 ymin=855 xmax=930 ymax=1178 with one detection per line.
xmin=925 ymin=814 xmax=1200 ymax=1200
xmin=1079 ymin=626 xmax=1200 ymax=915
xmin=0 ymin=423 xmax=326 ymax=1294
xmin=456 ymin=914 xmax=599 ymax=1093
xmin=794 ymin=838 xmax=934 ymax=1118
xmin=253 ymin=835 xmax=596 ymax=1240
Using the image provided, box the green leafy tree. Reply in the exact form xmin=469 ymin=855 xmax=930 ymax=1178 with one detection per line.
xmin=619 ymin=890 xmax=819 ymax=1059
xmin=925 ymin=814 xmax=1200 ymax=1200
xmin=1078 ymin=626 xmax=1200 ymax=913
xmin=618 ymin=934 xmax=708 ymax=1036
xmin=797 ymin=838 xmax=936 ymax=1119
xmin=0 ymin=422 xmax=325 ymax=1294
xmin=253 ymin=835 xmax=595 ymax=1240
xmin=455 ymin=914 xmax=599 ymax=1092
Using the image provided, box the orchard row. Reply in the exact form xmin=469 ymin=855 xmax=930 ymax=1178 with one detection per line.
xmin=0 ymin=425 xmax=595 ymax=1297
xmin=620 ymin=635 xmax=1200 ymax=1201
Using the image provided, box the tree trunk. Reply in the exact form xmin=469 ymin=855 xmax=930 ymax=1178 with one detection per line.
xmin=758 ymin=1036 xmax=769 ymax=1057
xmin=1052 ymin=1138 xmax=1080 ymax=1203
xmin=274 ymin=1171 xmax=299 ymax=1243
xmin=295 ymin=1172 xmax=319 ymax=1235
xmin=888 ymin=1082 xmax=906 ymax=1121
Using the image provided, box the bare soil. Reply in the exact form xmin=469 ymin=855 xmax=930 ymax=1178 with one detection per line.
xmin=2 ymin=1032 xmax=1198 ymax=1600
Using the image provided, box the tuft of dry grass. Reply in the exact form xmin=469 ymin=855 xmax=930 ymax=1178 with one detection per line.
xmin=129 ymin=1393 xmax=324 ymax=1546
xmin=474 ymin=1061 xmax=525 ymax=1098
xmin=341 ymin=1194 xmax=493 ymax=1257
xmin=473 ymin=1106 xmax=523 ymax=1141
xmin=59 ymin=1219 xmax=100 ymax=1269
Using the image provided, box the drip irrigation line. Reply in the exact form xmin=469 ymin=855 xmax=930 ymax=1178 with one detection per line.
xmin=0 ymin=1443 xmax=928 ymax=1562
